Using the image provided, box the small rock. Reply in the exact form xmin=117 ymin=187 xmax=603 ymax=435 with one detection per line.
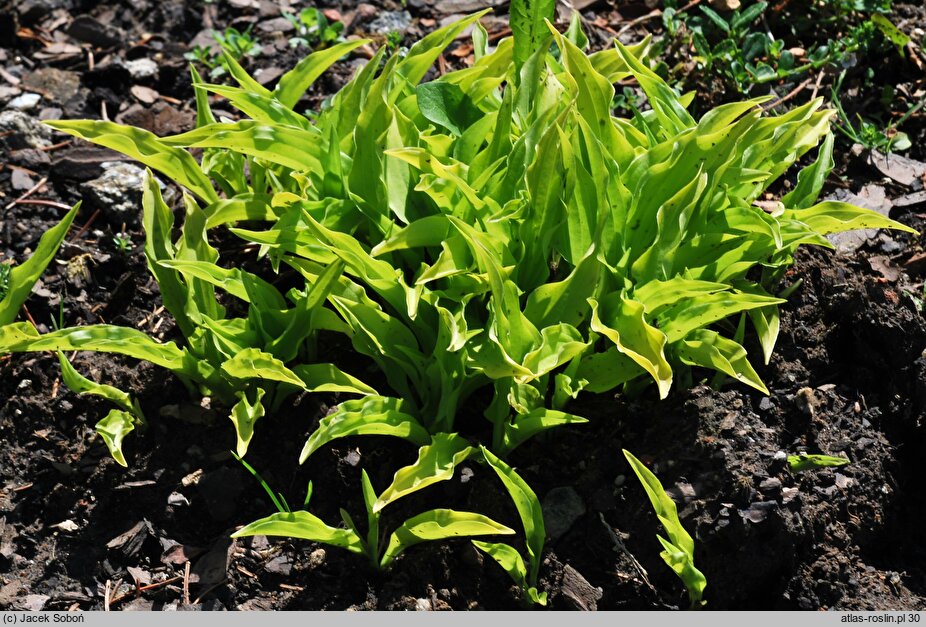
xmin=834 ymin=473 xmax=854 ymax=489
xmin=782 ymin=487 xmax=799 ymax=504
xmin=257 ymin=17 xmax=295 ymax=34
xmin=22 ymin=68 xmax=82 ymax=104
xmin=66 ymin=15 xmax=124 ymax=48
xmin=39 ymin=107 xmax=64 ymax=122
xmin=168 ymin=491 xmax=190 ymax=507
xmin=123 ymin=599 xmax=155 ymax=611
xmin=0 ymin=110 xmax=52 ymax=150
xmin=366 ymin=10 xmax=412 ymax=35
xmin=542 ymin=487 xmax=586 ymax=542
xmin=758 ymin=477 xmax=782 ymax=494
xmin=10 ymin=169 xmax=35 ymax=191
xmin=460 ymin=467 xmax=474 ymax=483
xmin=307 ymin=548 xmax=326 ymax=569
xmin=126 ymin=58 xmax=159 ymax=80
xmin=182 ymin=469 xmax=204 ymax=487
xmin=263 ymin=554 xmax=292 ymax=576
xmin=0 ymin=85 xmax=22 ymax=106
xmin=344 ymin=449 xmax=361 ymax=467
xmin=414 ymin=598 xmax=432 ymax=611
xmin=81 ymin=162 xmax=174 ymax=228
xmin=758 ymin=397 xmax=774 ymax=411
xmin=51 ymin=519 xmax=80 ymax=533
xmin=18 ymin=594 xmax=50 ymax=611
xmin=160 ymin=405 xmax=181 ymax=419
xmin=130 ymin=85 xmax=160 ymax=104
xmin=739 ymin=501 xmax=778 ymax=524
xmin=7 ymin=92 xmax=41 ymax=111
xmin=773 ymin=450 xmax=787 ymax=461
xmin=11 ymin=147 xmax=50 ymax=169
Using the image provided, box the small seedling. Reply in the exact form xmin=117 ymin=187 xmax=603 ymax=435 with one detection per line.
xmin=113 ymin=226 xmax=132 ymax=254
xmin=787 ymin=453 xmax=850 ymax=472
xmin=624 ymin=449 xmax=707 ymax=608
xmin=285 ymin=8 xmax=345 ymax=50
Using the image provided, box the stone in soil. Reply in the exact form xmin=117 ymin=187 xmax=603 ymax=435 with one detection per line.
xmin=542 ymin=486 xmax=586 ymax=542
xmin=80 ymin=162 xmax=175 ymax=228
xmin=0 ymin=110 xmax=52 ymax=149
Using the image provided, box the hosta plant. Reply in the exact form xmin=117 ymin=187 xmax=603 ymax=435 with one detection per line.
xmin=624 ymin=449 xmax=706 ymax=608
xmin=0 ymin=0 xmax=914 ymax=604
xmin=233 ymin=436 xmax=546 ymax=605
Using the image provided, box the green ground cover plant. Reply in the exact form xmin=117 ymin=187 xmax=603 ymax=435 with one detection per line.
xmin=0 ymin=0 xmax=914 ymax=604
xmin=662 ymin=0 xmax=904 ymax=97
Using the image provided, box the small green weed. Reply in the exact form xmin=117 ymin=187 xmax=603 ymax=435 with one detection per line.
xmin=285 ymin=8 xmax=345 ymax=50
xmin=185 ymin=26 xmax=262 ymax=80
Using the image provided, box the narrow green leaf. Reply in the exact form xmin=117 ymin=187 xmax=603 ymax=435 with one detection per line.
xmin=623 ymin=449 xmax=706 ymax=606
xmin=44 ymin=121 xmax=218 ymax=203
xmin=0 ymin=203 xmax=79 ymax=326
xmin=374 ymin=433 xmax=473 ymax=512
xmin=782 ymin=200 xmax=918 ymax=236
xmin=229 ymin=388 xmax=266 ymax=457
xmin=380 ymin=509 xmax=514 ymax=568
xmin=220 ymin=347 xmax=306 ymax=387
xmin=299 ymin=396 xmax=430 ymax=463
xmin=782 ymin=132 xmax=834 ymax=210
xmin=510 ymin=0 xmax=555 ymax=70
xmin=501 ymin=408 xmax=588 ymax=455
xmin=0 ymin=322 xmax=186 ymax=371
xmin=275 ymin=39 xmax=371 ymax=109
xmin=472 ymin=541 xmax=548 ymax=605
xmin=787 ymin=453 xmax=850 ymax=472
xmin=161 ymin=121 xmax=323 ymax=173
xmin=95 ymin=410 xmax=136 ymax=468
xmin=480 ymin=447 xmax=545 ymax=586
xmin=291 ymin=364 xmax=378 ymax=396
xmin=57 ymin=352 xmax=143 ymax=419
xmin=231 ymin=511 xmax=365 ymax=554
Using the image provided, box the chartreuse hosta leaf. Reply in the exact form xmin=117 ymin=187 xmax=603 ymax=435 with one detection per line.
xmin=240 ymin=434 xmax=513 ymax=570
xmin=787 ymin=453 xmax=850 ymax=472
xmin=374 ymin=433 xmax=473 ymax=512
xmin=44 ymin=121 xmax=218 ymax=204
xmin=380 ymin=509 xmax=514 ymax=568
xmin=299 ymin=396 xmax=430 ymax=463
xmin=95 ymin=410 xmax=137 ymax=468
xmin=56 ymin=352 xmax=145 ymax=467
xmin=624 ymin=450 xmax=706 ymax=608
xmin=0 ymin=203 xmax=80 ymax=326
xmin=229 ymin=387 xmax=266 ymax=457
xmin=56 ymin=352 xmax=144 ymax=421
xmin=474 ymin=446 xmax=547 ymax=605
xmin=510 ymin=0 xmax=556 ymax=71
xmin=232 ymin=510 xmax=365 ymax=554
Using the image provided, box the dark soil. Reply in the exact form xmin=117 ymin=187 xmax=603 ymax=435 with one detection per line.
xmin=1 ymin=0 xmax=926 ymax=612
